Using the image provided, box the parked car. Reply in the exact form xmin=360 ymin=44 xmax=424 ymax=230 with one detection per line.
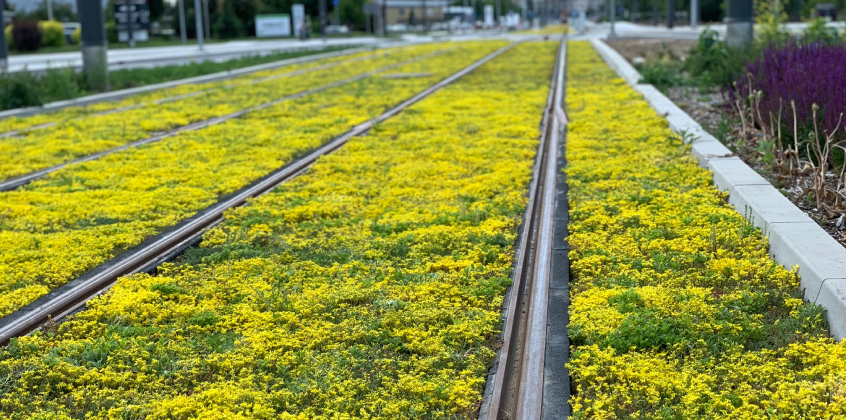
xmin=325 ymin=24 xmax=350 ymax=34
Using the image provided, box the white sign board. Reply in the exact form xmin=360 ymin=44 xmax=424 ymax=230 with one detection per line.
xmin=484 ymin=5 xmax=494 ymax=27
xmin=256 ymin=14 xmax=292 ymax=37
xmin=292 ymin=4 xmax=305 ymax=37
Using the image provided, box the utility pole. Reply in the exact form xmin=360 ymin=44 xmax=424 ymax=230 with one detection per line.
xmin=726 ymin=0 xmax=753 ymax=47
xmin=633 ymin=0 xmax=638 ymax=22
xmin=0 ymin=0 xmax=7 ymax=71
xmin=178 ymin=0 xmax=187 ymax=44
xmin=47 ymin=0 xmax=54 ymax=20
xmin=193 ymin=0 xmax=204 ymax=50
xmin=77 ymin=0 xmax=109 ymax=91
xmin=203 ymin=0 xmax=210 ymax=40
xmin=666 ymin=0 xmax=674 ymax=27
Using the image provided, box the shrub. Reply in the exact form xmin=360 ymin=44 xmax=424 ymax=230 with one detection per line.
xmin=0 ymin=71 xmax=43 ymax=109
xmin=803 ymin=17 xmax=840 ymax=45
xmin=12 ymin=21 xmax=42 ymax=52
xmin=731 ymin=43 xmax=846 ymax=150
xmin=684 ymin=28 xmax=748 ymax=87
xmin=71 ymin=26 xmax=81 ymax=44
xmin=4 ymin=24 xmax=11 ymax=49
xmin=38 ymin=20 xmax=65 ymax=47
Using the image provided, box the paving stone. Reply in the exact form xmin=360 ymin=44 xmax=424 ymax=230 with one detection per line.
xmin=816 ymin=279 xmax=846 ymax=340
xmin=708 ymin=157 xmax=770 ymax=192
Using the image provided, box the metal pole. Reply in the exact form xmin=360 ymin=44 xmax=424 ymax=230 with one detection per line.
xmin=203 ymin=0 xmax=210 ymax=39
xmin=666 ymin=0 xmax=674 ymax=27
xmin=178 ymin=0 xmax=187 ymax=44
xmin=127 ymin=0 xmax=135 ymax=48
xmin=610 ymin=0 xmax=616 ymax=36
xmin=496 ymin=0 xmax=501 ymax=25
xmin=633 ymin=0 xmax=638 ymax=22
xmin=47 ymin=0 xmax=54 ymax=20
xmin=77 ymin=0 xmax=109 ymax=91
xmin=319 ymin=0 xmax=326 ymax=39
xmin=690 ymin=0 xmax=697 ymax=26
xmin=193 ymin=0 xmax=204 ymax=50
xmin=423 ymin=0 xmax=427 ymax=31
xmin=0 ymin=0 xmax=7 ymax=71
xmin=726 ymin=0 xmax=753 ymax=48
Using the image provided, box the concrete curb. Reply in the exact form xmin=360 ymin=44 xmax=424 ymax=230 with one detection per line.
xmin=0 ymin=45 xmax=374 ymax=121
xmin=588 ymin=37 xmax=846 ymax=341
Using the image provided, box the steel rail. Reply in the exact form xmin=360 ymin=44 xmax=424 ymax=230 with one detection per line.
xmin=0 ymin=47 xmax=456 ymax=192
xmin=0 ymin=41 xmax=519 ymax=347
xmin=481 ymin=39 xmax=565 ymax=420
xmin=0 ymin=50 xmax=398 ymax=139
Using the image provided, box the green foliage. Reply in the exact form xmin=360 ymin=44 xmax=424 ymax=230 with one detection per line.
xmin=803 ymin=17 xmax=840 ymax=44
xmin=213 ymin=0 xmax=245 ymax=39
xmin=38 ymin=20 xmax=65 ymax=48
xmin=684 ymin=28 xmax=747 ymax=87
xmin=637 ymin=57 xmax=685 ymax=92
xmin=71 ymin=26 xmax=81 ymax=44
xmin=4 ymin=24 xmax=10 ymax=49
xmin=0 ymin=71 xmax=42 ymax=109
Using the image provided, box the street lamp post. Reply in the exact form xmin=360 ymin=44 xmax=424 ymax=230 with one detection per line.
xmin=666 ymin=0 xmax=675 ymax=28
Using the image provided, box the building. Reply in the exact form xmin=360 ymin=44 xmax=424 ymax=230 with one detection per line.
xmin=367 ymin=0 xmax=450 ymax=26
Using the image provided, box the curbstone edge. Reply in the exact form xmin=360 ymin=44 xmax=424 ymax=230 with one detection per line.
xmin=590 ymin=37 xmax=846 ymax=341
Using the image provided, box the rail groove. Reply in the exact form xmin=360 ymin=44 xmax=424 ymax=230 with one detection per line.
xmin=0 ymin=47 xmax=454 ymax=192
xmin=481 ymin=38 xmax=565 ymax=420
xmin=0 ymin=41 xmax=519 ymax=346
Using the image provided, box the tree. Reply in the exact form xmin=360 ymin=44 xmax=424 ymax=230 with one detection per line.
xmin=149 ymin=0 xmax=165 ymax=21
xmin=213 ymin=0 xmax=243 ymax=38
xmin=23 ymin=0 xmax=77 ymax=21
xmin=340 ymin=0 xmax=366 ymax=29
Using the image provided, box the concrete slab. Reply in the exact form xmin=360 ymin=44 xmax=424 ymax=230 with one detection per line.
xmin=708 ymin=157 xmax=771 ymax=192
xmin=767 ymin=222 xmax=846 ymax=300
xmin=690 ymin=140 xmax=734 ymax=167
xmin=728 ymin=185 xmax=812 ymax=230
xmin=816 ymin=279 xmax=846 ymax=341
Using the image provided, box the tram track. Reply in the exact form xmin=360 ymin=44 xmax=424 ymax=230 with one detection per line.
xmin=0 ymin=49 xmax=396 ymax=140
xmin=0 ymin=47 xmax=454 ymax=192
xmin=480 ymin=38 xmax=566 ymax=420
xmin=0 ymin=41 xmax=519 ymax=346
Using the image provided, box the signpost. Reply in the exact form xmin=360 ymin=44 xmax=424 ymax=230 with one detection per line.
xmin=114 ymin=0 xmax=150 ymax=44
xmin=333 ymin=0 xmax=340 ymax=25
xmin=256 ymin=14 xmax=292 ymax=37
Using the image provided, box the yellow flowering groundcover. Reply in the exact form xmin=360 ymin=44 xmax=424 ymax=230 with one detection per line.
xmin=566 ymin=41 xmax=846 ymax=419
xmin=0 ymin=41 xmax=558 ymax=418
xmin=0 ymin=49 xmax=377 ymax=134
xmin=0 ymin=42 xmax=505 ymax=318
xmin=0 ymin=45 xmax=453 ymax=181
